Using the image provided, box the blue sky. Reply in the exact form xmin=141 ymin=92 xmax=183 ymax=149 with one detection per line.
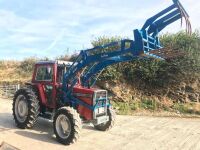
xmin=0 ymin=0 xmax=199 ymax=60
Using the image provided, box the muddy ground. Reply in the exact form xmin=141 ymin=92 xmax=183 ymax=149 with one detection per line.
xmin=1 ymin=99 xmax=200 ymax=150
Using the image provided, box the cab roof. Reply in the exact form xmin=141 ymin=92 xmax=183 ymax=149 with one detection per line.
xmin=36 ymin=60 xmax=73 ymax=66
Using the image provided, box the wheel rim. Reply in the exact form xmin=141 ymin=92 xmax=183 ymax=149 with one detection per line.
xmin=15 ymin=95 xmax=28 ymax=123
xmin=56 ymin=114 xmax=71 ymax=139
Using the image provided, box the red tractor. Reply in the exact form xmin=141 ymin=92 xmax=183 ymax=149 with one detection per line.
xmin=12 ymin=0 xmax=190 ymax=145
xmin=13 ymin=60 xmax=115 ymax=145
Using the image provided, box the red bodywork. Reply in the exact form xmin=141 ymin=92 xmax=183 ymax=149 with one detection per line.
xmin=73 ymin=87 xmax=94 ymax=120
xmin=31 ymin=62 xmax=95 ymax=120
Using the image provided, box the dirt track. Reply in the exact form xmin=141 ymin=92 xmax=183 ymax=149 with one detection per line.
xmin=1 ymin=99 xmax=200 ymax=150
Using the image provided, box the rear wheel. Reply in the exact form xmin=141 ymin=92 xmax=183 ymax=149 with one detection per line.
xmin=94 ymin=108 xmax=116 ymax=131
xmin=12 ymin=88 xmax=40 ymax=129
xmin=53 ymin=107 xmax=82 ymax=145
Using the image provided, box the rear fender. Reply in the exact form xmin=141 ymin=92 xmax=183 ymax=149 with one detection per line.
xmin=36 ymin=84 xmax=46 ymax=105
xmin=26 ymin=83 xmax=46 ymax=105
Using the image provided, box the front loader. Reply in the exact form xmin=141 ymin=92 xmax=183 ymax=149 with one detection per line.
xmin=12 ymin=0 xmax=190 ymax=145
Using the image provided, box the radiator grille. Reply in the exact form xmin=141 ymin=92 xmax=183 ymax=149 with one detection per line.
xmin=93 ymin=90 xmax=107 ymax=118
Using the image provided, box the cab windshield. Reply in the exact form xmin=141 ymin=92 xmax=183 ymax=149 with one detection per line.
xmin=57 ymin=65 xmax=69 ymax=83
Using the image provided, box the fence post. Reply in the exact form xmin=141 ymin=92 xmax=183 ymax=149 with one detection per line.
xmin=17 ymin=84 xmax=20 ymax=90
xmin=0 ymin=84 xmax=20 ymax=98
xmin=5 ymin=86 xmax=7 ymax=96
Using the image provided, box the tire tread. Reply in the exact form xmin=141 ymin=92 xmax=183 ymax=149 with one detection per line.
xmin=12 ymin=87 xmax=40 ymax=129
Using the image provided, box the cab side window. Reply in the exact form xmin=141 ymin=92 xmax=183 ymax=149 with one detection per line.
xmin=35 ymin=66 xmax=53 ymax=81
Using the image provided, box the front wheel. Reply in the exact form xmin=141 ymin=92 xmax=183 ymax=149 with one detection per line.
xmin=53 ymin=107 xmax=82 ymax=145
xmin=94 ymin=108 xmax=116 ymax=131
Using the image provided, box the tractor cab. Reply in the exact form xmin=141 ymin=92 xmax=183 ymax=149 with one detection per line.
xmin=32 ymin=60 xmax=72 ymax=83
xmin=31 ymin=60 xmax=73 ymax=108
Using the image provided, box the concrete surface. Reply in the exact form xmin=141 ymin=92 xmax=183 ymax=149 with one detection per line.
xmin=1 ymin=99 xmax=200 ymax=150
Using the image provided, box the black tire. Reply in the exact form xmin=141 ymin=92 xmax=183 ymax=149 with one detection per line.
xmin=12 ymin=88 xmax=40 ymax=129
xmin=94 ymin=108 xmax=116 ymax=131
xmin=53 ymin=107 xmax=82 ymax=145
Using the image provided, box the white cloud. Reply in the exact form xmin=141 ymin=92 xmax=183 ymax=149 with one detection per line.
xmin=0 ymin=0 xmax=199 ymax=60
xmin=0 ymin=10 xmax=28 ymax=29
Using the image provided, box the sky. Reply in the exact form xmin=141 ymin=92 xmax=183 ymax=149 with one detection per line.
xmin=0 ymin=0 xmax=199 ymax=60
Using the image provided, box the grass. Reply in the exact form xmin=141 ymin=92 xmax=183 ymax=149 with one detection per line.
xmin=0 ymin=62 xmax=30 ymax=84
xmin=112 ymin=98 xmax=200 ymax=116
xmin=0 ymin=58 xmax=37 ymax=84
xmin=172 ymin=103 xmax=200 ymax=115
xmin=111 ymin=98 xmax=160 ymax=115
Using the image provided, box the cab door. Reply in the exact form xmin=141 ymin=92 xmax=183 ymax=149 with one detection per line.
xmin=34 ymin=64 xmax=57 ymax=108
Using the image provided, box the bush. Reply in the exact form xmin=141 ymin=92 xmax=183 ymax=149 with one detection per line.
xmin=91 ymin=36 xmax=123 ymax=81
xmin=90 ymin=31 xmax=200 ymax=87
xmin=160 ymin=31 xmax=200 ymax=74
xmin=19 ymin=57 xmax=37 ymax=73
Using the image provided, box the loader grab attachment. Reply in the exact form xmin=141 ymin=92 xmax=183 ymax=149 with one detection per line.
xmin=62 ymin=0 xmax=191 ymax=103
xmin=141 ymin=0 xmax=191 ymax=35
xmin=134 ymin=0 xmax=191 ymax=59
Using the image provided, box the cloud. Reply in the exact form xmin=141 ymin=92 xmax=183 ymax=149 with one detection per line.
xmin=45 ymin=28 xmax=66 ymax=51
xmin=0 ymin=0 xmax=199 ymax=60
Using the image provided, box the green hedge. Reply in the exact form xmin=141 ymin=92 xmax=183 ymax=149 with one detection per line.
xmin=92 ymin=31 xmax=200 ymax=87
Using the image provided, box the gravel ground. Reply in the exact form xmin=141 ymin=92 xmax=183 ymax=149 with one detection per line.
xmin=1 ymin=98 xmax=200 ymax=150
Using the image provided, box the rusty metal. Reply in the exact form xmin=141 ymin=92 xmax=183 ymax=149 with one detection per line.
xmin=141 ymin=0 xmax=191 ymax=60
xmin=148 ymin=47 xmax=185 ymax=59
xmin=176 ymin=0 xmax=192 ymax=34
